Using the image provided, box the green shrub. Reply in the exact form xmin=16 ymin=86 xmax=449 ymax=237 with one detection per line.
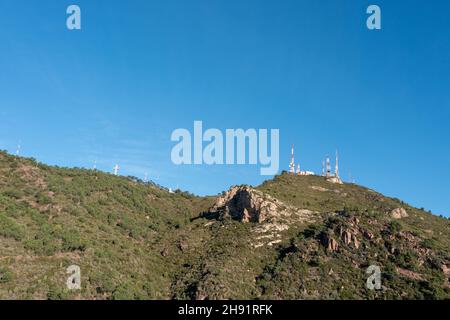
xmin=61 ymin=230 xmax=87 ymax=252
xmin=3 ymin=189 xmax=24 ymax=199
xmin=36 ymin=192 xmax=52 ymax=205
xmin=111 ymin=282 xmax=137 ymax=300
xmin=0 ymin=213 xmax=24 ymax=240
xmin=47 ymin=284 xmax=69 ymax=300
xmin=389 ymin=221 xmax=402 ymax=234
xmin=0 ymin=267 xmax=13 ymax=283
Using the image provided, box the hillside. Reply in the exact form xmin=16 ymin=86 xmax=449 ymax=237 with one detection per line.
xmin=0 ymin=151 xmax=449 ymax=299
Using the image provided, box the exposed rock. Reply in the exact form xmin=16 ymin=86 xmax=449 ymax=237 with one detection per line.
xmin=321 ymin=233 xmax=339 ymax=252
xmin=363 ymin=230 xmax=375 ymax=240
xmin=342 ymin=230 xmax=352 ymax=245
xmin=209 ymin=186 xmax=314 ymax=224
xmin=353 ymin=237 xmax=360 ymax=249
xmin=391 ymin=208 xmax=409 ymax=219
xmin=339 ymin=226 xmax=360 ymax=249
xmin=328 ymin=238 xmax=339 ymax=252
xmin=441 ymin=264 xmax=450 ymax=275
xmin=178 ymin=239 xmax=188 ymax=252
xmin=195 ymin=290 xmax=208 ymax=300
xmin=209 ymin=186 xmax=279 ymax=222
xmin=310 ymin=186 xmax=329 ymax=192
xmin=160 ymin=248 xmax=169 ymax=257
xmin=267 ymin=239 xmax=282 ymax=246
xmin=396 ymin=267 xmax=424 ymax=281
xmin=326 ymin=176 xmax=343 ymax=184
xmin=254 ymin=222 xmax=289 ymax=233
xmin=211 ymin=186 xmax=318 ymax=248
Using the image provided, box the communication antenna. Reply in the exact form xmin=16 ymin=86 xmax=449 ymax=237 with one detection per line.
xmin=326 ymin=155 xmax=331 ymax=178
xmin=144 ymin=172 xmax=148 ymax=183
xmin=335 ymin=150 xmax=339 ymax=178
xmin=289 ymin=144 xmax=295 ymax=173
xmin=349 ymin=170 xmax=356 ymax=184
xmin=113 ymin=164 xmax=120 ymax=176
xmin=16 ymin=141 xmax=21 ymax=156
xmin=93 ymin=160 xmax=97 ymax=170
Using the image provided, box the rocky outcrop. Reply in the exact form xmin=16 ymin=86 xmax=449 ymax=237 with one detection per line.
xmin=209 ymin=186 xmax=294 ymax=223
xmin=321 ymin=233 xmax=339 ymax=252
xmin=209 ymin=186 xmax=317 ymax=248
xmin=339 ymin=226 xmax=360 ymax=249
xmin=391 ymin=208 xmax=409 ymax=219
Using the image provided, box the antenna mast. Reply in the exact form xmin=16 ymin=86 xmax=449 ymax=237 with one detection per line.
xmin=326 ymin=155 xmax=331 ymax=178
xmin=289 ymin=144 xmax=295 ymax=173
xmin=16 ymin=141 xmax=21 ymax=156
xmin=335 ymin=150 xmax=339 ymax=178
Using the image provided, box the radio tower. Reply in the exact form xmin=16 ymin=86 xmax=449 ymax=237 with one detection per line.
xmin=326 ymin=156 xmax=331 ymax=178
xmin=113 ymin=164 xmax=120 ymax=176
xmin=335 ymin=150 xmax=339 ymax=178
xmin=296 ymin=164 xmax=301 ymax=175
xmin=289 ymin=144 xmax=295 ymax=174
xmin=16 ymin=143 xmax=21 ymax=156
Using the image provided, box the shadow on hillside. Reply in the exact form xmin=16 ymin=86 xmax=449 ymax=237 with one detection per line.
xmin=190 ymin=211 xmax=220 ymax=222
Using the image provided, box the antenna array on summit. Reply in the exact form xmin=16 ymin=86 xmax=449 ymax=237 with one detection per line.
xmin=287 ymin=145 xmax=343 ymax=183
xmin=287 ymin=145 xmax=314 ymax=176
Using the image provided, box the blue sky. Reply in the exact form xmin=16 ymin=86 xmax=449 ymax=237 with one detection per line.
xmin=0 ymin=1 xmax=449 ymax=216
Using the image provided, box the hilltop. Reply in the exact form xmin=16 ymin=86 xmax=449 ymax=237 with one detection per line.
xmin=0 ymin=151 xmax=449 ymax=299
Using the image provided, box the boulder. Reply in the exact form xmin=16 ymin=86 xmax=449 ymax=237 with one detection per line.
xmin=391 ymin=208 xmax=409 ymax=219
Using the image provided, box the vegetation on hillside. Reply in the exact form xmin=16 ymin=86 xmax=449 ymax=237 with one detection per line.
xmin=0 ymin=151 xmax=448 ymax=299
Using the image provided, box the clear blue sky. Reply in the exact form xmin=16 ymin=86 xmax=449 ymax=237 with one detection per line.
xmin=0 ymin=1 xmax=449 ymax=216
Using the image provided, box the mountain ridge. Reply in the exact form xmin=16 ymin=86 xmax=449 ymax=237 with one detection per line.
xmin=0 ymin=151 xmax=449 ymax=299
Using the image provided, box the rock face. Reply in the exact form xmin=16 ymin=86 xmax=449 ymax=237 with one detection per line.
xmin=209 ymin=186 xmax=287 ymax=223
xmin=209 ymin=186 xmax=318 ymax=248
xmin=339 ymin=227 xmax=360 ymax=249
xmin=321 ymin=233 xmax=339 ymax=252
xmin=391 ymin=208 xmax=409 ymax=219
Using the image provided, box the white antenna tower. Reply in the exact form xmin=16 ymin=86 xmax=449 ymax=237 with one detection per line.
xmin=289 ymin=144 xmax=295 ymax=173
xmin=349 ymin=171 xmax=354 ymax=184
xmin=144 ymin=172 xmax=148 ymax=183
xmin=16 ymin=142 xmax=21 ymax=156
xmin=326 ymin=155 xmax=331 ymax=178
xmin=335 ymin=150 xmax=339 ymax=178
xmin=93 ymin=160 xmax=97 ymax=170
xmin=113 ymin=164 xmax=120 ymax=176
